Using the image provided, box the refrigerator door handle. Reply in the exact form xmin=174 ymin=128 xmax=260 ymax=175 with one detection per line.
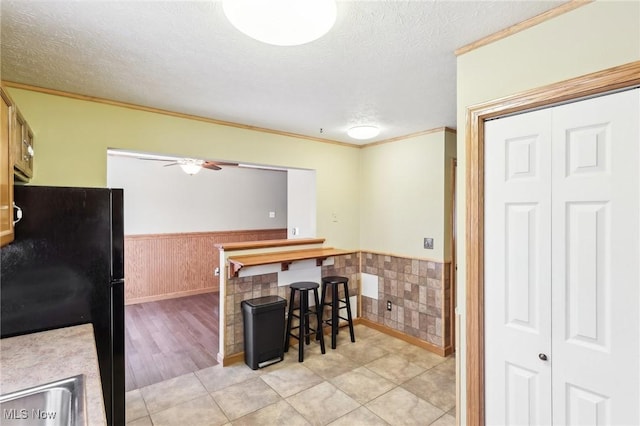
xmin=13 ymin=202 xmax=22 ymax=225
xmin=110 ymin=189 xmax=125 ymax=281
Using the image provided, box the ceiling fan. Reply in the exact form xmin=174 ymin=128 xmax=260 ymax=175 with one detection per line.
xmin=109 ymin=149 xmax=291 ymax=176
xmin=107 ymin=150 xmax=239 ymax=175
xmin=138 ymin=157 xmax=237 ymax=175
xmin=161 ymin=158 xmax=237 ymax=174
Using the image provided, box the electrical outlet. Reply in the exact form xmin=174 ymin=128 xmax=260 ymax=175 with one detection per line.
xmin=387 ymin=300 xmax=392 ymax=311
xmin=268 ymin=211 xmax=276 ymax=218
xmin=424 ymin=237 xmax=434 ymax=249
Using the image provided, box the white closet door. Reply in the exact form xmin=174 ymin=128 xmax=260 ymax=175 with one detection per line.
xmin=485 ymin=88 xmax=640 ymax=425
xmin=551 ymin=89 xmax=640 ymax=425
xmin=485 ymin=108 xmax=553 ymax=426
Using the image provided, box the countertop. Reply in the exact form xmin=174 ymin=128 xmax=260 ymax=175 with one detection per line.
xmin=0 ymin=323 xmax=107 ymax=425
xmin=215 ymin=237 xmax=325 ymax=251
xmin=227 ymin=247 xmax=355 ymax=276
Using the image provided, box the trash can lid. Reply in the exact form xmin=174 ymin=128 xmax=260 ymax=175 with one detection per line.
xmin=242 ymin=295 xmax=286 ymax=309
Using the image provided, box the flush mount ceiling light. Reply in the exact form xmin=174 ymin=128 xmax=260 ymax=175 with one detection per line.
xmin=347 ymin=125 xmax=380 ymax=140
xmin=222 ymin=0 xmax=337 ymax=46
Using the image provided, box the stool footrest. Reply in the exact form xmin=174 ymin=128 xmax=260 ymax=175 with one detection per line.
xmin=323 ymin=315 xmax=350 ymax=324
xmin=290 ymin=309 xmax=321 ymax=316
xmin=289 ymin=325 xmax=322 ymax=333
xmin=321 ymin=300 xmax=350 ymax=307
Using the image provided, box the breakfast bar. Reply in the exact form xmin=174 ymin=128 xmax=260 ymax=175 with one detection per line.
xmin=227 ymin=247 xmax=354 ymax=277
xmin=216 ymin=238 xmax=359 ymax=365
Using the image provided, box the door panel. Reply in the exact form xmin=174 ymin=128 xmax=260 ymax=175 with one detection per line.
xmin=565 ymin=202 xmax=608 ymax=348
xmin=485 ymin=108 xmax=552 ymax=426
xmin=506 ymin=362 xmax=541 ymax=425
xmin=566 ymin=384 xmax=609 ymax=426
xmin=505 ymin=203 xmax=539 ymax=331
xmin=551 ymin=89 xmax=640 ymax=425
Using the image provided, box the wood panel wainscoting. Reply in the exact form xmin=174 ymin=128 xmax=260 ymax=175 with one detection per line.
xmin=125 ymin=228 xmax=287 ymax=305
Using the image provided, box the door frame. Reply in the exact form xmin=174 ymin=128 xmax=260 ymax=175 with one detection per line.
xmin=465 ymin=60 xmax=640 ymax=425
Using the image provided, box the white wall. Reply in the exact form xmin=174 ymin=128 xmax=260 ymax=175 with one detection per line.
xmin=107 ymin=155 xmax=287 ymax=235
xmin=287 ymin=169 xmax=317 ymax=238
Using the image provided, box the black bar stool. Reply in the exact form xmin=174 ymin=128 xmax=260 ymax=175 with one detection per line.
xmin=284 ymin=281 xmax=326 ymax=362
xmin=320 ymin=275 xmax=356 ymax=349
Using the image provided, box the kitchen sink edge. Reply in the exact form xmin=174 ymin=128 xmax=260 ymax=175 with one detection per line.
xmin=0 ymin=374 xmax=85 ymax=426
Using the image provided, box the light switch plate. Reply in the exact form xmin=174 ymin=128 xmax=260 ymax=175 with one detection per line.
xmin=424 ymin=238 xmax=434 ymax=249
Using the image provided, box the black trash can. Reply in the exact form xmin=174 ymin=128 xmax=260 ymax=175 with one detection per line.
xmin=241 ymin=295 xmax=286 ymax=369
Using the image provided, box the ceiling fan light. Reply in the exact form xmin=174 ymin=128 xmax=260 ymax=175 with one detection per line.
xmin=179 ymin=162 xmax=202 ymax=175
xmin=347 ymin=125 xmax=380 ymax=140
xmin=222 ymin=0 xmax=337 ymax=46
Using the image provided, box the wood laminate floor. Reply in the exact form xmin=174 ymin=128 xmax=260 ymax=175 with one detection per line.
xmin=125 ymin=292 xmax=219 ymax=391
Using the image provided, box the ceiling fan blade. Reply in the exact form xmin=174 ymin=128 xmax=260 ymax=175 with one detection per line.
xmin=137 ymin=157 xmax=175 ymax=162
xmin=163 ymin=162 xmax=180 ymax=167
xmin=214 ymin=161 xmax=239 ymax=167
xmin=202 ymin=161 xmax=222 ymax=171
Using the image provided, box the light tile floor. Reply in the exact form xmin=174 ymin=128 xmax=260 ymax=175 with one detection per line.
xmin=126 ymin=324 xmax=456 ymax=426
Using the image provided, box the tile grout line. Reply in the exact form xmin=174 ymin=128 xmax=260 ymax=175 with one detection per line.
xmin=192 ymin=371 xmax=233 ymax=424
xmin=138 ymin=372 xmax=218 ymax=421
xmin=128 ymin=324 xmax=454 ymax=425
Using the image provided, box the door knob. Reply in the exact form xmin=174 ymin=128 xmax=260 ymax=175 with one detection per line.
xmin=538 ymin=353 xmax=548 ymax=361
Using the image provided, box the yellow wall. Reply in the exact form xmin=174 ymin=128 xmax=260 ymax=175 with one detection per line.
xmin=359 ymin=130 xmax=454 ymax=261
xmin=456 ymin=1 xmax=640 ymax=423
xmin=10 ymin=87 xmax=456 ymax=261
xmin=8 ymin=88 xmax=362 ymax=250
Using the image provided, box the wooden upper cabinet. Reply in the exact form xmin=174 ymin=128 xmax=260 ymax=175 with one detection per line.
xmin=1 ymin=87 xmax=15 ymax=247
xmin=13 ymin=107 xmax=34 ymax=181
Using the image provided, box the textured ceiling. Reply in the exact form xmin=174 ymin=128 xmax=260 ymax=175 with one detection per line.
xmin=1 ymin=1 xmax=566 ymax=145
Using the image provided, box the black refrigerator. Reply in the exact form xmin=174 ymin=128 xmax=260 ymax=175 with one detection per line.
xmin=0 ymin=186 xmax=125 ymax=426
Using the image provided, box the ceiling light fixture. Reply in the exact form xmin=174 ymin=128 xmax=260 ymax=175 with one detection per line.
xmin=347 ymin=125 xmax=380 ymax=140
xmin=222 ymin=0 xmax=337 ymax=46
xmin=179 ymin=159 xmax=203 ymax=175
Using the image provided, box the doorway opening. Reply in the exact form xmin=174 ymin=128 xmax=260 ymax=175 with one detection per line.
xmin=106 ymin=149 xmax=316 ymax=390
